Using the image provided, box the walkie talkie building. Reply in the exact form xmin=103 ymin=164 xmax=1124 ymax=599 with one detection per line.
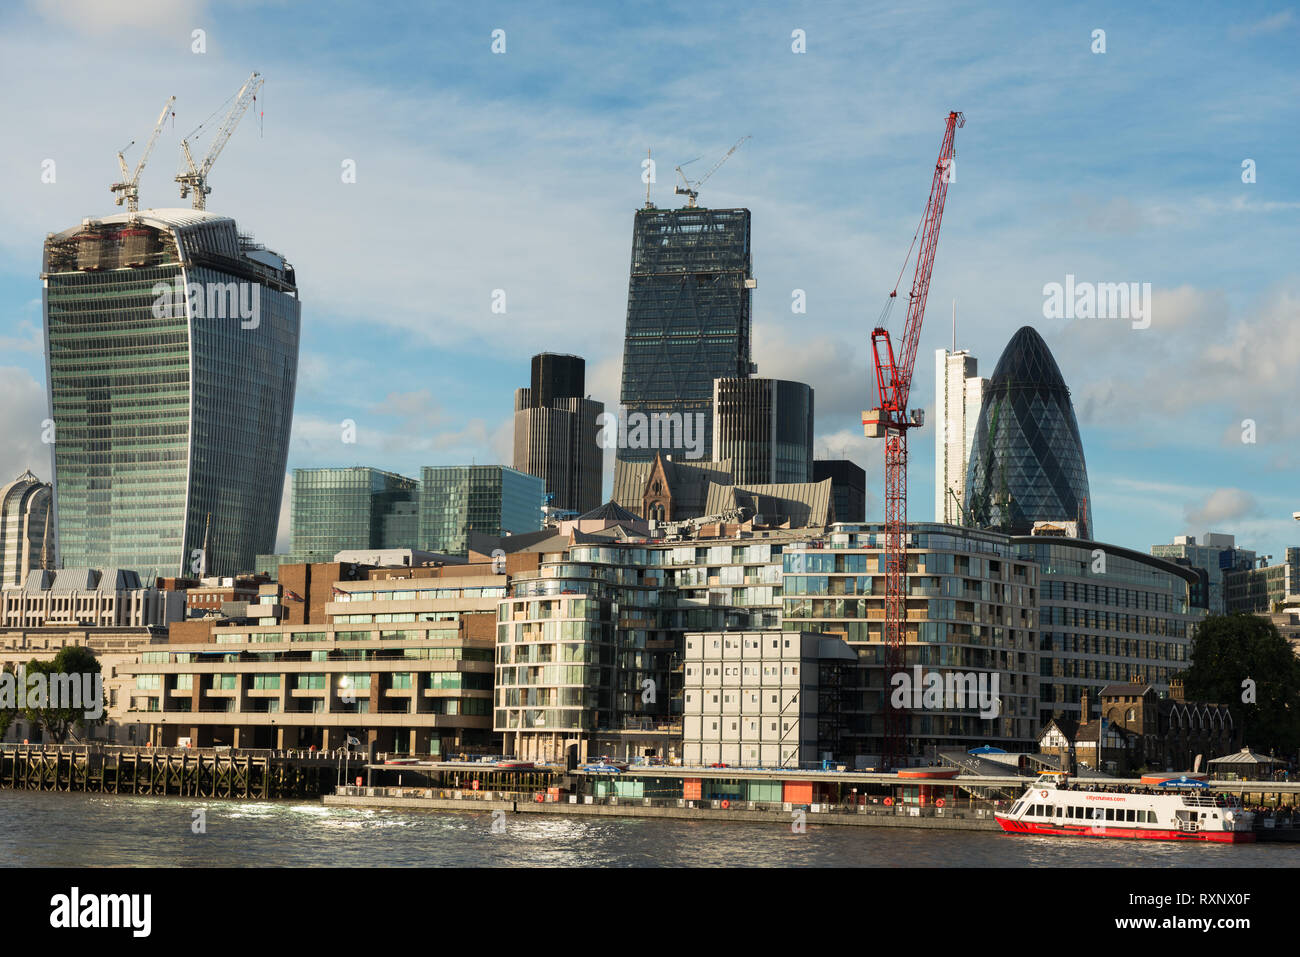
xmin=616 ymin=206 xmax=755 ymax=465
xmin=41 ymin=209 xmax=300 ymax=577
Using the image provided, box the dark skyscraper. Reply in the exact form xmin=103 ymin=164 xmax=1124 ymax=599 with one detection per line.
xmin=813 ymin=459 xmax=867 ymax=524
xmin=616 ymin=207 xmax=754 ymax=464
xmin=964 ymin=326 xmax=1093 ymax=537
xmin=712 ymin=377 xmax=814 ymax=485
xmin=513 ymin=353 xmax=603 ymax=513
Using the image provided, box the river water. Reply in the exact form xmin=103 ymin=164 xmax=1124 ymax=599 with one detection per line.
xmin=2 ymin=790 xmax=1296 ymax=867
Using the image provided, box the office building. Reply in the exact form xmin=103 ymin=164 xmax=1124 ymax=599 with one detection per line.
xmin=1225 ymin=547 xmax=1300 ymax=614
xmin=289 ymin=467 xmax=418 ymax=563
xmin=513 ymin=354 xmax=603 ymax=514
xmin=0 ymin=469 xmax=52 ymax=588
xmin=814 ymin=459 xmax=866 ymax=524
xmin=616 ymin=207 xmax=755 ymax=466
xmin=42 ymin=209 xmax=300 ymax=577
xmin=964 ymin=326 xmax=1092 ymax=537
xmin=1 ymin=567 xmax=185 ymax=629
xmin=418 ymin=466 xmax=543 ymax=556
xmin=1150 ymin=533 xmax=1256 ymax=616
xmin=711 ymin=377 xmax=814 ymax=485
xmin=934 ymin=349 xmax=986 ymax=524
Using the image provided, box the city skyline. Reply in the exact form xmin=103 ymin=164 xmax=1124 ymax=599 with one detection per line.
xmin=1 ymin=1 xmax=1297 ymax=563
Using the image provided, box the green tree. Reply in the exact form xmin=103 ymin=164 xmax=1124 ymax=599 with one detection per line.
xmin=0 ymin=662 xmax=17 ymax=742
xmin=22 ymin=645 xmax=103 ymax=743
xmin=1182 ymin=613 xmax=1300 ymax=756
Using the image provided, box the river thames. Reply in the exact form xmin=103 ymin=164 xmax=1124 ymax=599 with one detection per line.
xmin=3 ymin=790 xmax=1298 ymax=866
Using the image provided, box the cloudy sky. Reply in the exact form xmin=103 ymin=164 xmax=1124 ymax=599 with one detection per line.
xmin=2 ymin=0 xmax=1297 ymax=560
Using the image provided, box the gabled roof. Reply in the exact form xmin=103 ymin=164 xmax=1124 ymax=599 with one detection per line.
xmin=577 ymin=501 xmax=642 ymax=523
xmin=1099 ymin=682 xmax=1155 ymax=697
xmin=704 ymin=479 xmax=834 ymax=527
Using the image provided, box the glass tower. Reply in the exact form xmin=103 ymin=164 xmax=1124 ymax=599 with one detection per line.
xmin=289 ymin=467 xmax=418 ymax=562
xmin=418 ymin=466 xmax=544 ymax=556
xmin=963 ymin=326 xmax=1092 ymax=537
xmin=42 ymin=209 xmax=299 ymax=577
xmin=616 ymin=207 xmax=754 ymax=464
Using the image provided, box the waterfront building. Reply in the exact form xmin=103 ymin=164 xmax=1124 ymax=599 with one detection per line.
xmin=616 ymin=207 xmax=755 ymax=466
xmin=121 ymin=561 xmax=512 ymax=753
xmin=42 ymin=209 xmax=300 ymax=577
xmin=814 ymin=459 xmax=866 ymax=524
xmin=934 ymin=349 xmax=987 ymax=524
xmin=418 ymin=466 xmax=544 ymax=556
xmin=288 ymin=467 xmax=419 ymax=563
xmin=0 ymin=624 xmax=165 ymax=745
xmin=964 ymin=326 xmax=1092 ymax=537
xmin=0 ymin=469 xmax=52 ymax=588
xmin=1015 ymin=534 xmax=1202 ymax=727
xmin=711 ymin=377 xmax=814 ymax=486
xmin=1150 ymin=533 xmax=1256 ymax=616
xmin=513 ymin=354 xmax=603 ymax=514
xmin=1 ymin=568 xmax=185 ymax=629
xmin=682 ymin=630 xmax=856 ymax=768
xmin=1225 ymin=547 xmax=1300 ymax=614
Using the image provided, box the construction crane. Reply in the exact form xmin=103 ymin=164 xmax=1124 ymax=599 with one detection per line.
xmin=674 ymin=135 xmax=750 ymax=208
xmin=176 ymin=71 xmax=263 ymax=210
xmin=110 ymin=95 xmax=176 ymax=213
xmin=862 ymin=110 xmax=964 ymax=770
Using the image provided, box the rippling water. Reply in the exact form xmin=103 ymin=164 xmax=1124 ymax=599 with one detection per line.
xmin=2 ymin=790 xmax=1297 ymax=867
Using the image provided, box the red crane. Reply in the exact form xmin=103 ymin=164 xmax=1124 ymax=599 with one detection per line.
xmin=863 ymin=110 xmax=964 ymax=770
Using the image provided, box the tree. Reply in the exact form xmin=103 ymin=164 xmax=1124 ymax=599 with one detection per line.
xmin=22 ymin=645 xmax=103 ymax=744
xmin=1182 ymin=613 xmax=1300 ymax=756
xmin=0 ymin=662 xmax=17 ymax=742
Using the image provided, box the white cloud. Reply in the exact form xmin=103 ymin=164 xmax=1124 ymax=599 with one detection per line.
xmin=0 ymin=366 xmax=50 ymax=483
xmin=1184 ymin=488 xmax=1258 ymax=527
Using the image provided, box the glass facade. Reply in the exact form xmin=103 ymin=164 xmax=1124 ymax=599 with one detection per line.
xmin=418 ymin=466 xmax=543 ymax=556
xmin=42 ymin=212 xmax=299 ymax=577
xmin=289 ymin=467 xmax=418 ymax=561
xmin=964 ymin=326 xmax=1093 ymax=537
xmin=617 ymin=207 xmax=753 ymax=465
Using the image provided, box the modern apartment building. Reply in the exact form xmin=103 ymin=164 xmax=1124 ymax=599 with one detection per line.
xmin=1151 ymin=533 xmax=1256 ymax=615
xmin=289 ymin=467 xmax=419 ymax=562
xmin=0 ymin=469 xmax=51 ymax=587
xmin=120 ymin=563 xmax=509 ymax=753
xmin=616 ymin=206 xmax=755 ymax=466
xmin=513 ymin=354 xmax=603 ymax=514
xmin=933 ymin=349 xmax=986 ymax=524
xmin=711 ymin=377 xmax=814 ymax=485
xmin=418 ymin=466 xmax=544 ymax=556
xmin=682 ymin=630 xmax=856 ymax=768
xmin=42 ymin=209 xmax=300 ymax=577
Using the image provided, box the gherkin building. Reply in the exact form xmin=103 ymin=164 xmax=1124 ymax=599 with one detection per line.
xmin=963 ymin=326 xmax=1093 ymax=537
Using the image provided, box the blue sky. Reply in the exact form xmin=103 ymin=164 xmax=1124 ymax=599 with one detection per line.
xmin=2 ymin=0 xmax=1297 ymax=559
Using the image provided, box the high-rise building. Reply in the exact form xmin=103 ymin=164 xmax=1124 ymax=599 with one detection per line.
xmin=0 ymin=470 xmax=52 ymax=587
xmin=934 ymin=348 xmax=987 ymax=523
xmin=711 ymin=377 xmax=814 ymax=485
xmin=513 ymin=353 xmax=603 ymax=514
xmin=1152 ymin=533 xmax=1257 ymax=615
xmin=418 ymin=466 xmax=544 ymax=556
xmin=964 ymin=326 xmax=1093 ymax=537
xmin=1225 ymin=547 xmax=1300 ymax=614
xmin=288 ymin=467 xmax=418 ymax=563
xmin=42 ymin=209 xmax=300 ymax=577
xmin=814 ymin=459 xmax=866 ymax=524
xmin=616 ymin=207 xmax=755 ymax=465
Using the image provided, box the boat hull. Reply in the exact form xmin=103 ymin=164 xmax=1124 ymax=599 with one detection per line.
xmin=996 ymin=816 xmax=1255 ymax=844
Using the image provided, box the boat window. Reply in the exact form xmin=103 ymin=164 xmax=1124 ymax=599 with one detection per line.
xmin=1125 ymin=809 xmax=1134 ymax=822
xmin=1105 ymin=808 xmax=1115 ymax=821
xmin=1056 ymin=806 xmax=1063 ymax=818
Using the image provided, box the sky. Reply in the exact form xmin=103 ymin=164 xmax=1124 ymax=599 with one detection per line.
xmin=2 ymin=0 xmax=1298 ymax=561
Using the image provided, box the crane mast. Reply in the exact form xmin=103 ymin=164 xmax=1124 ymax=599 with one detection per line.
xmin=176 ymin=71 xmax=263 ymax=210
xmin=863 ymin=110 xmax=964 ymax=770
xmin=111 ymin=95 xmax=176 ymax=213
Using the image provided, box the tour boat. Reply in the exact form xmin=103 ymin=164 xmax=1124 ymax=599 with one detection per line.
xmin=996 ymin=772 xmax=1256 ymax=843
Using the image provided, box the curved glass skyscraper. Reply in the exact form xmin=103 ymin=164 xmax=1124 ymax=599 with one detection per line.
xmin=963 ymin=326 xmax=1092 ymax=537
xmin=42 ymin=209 xmax=300 ymax=577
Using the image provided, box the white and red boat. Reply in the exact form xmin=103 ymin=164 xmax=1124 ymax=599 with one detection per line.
xmin=996 ymin=772 xmax=1255 ymax=843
